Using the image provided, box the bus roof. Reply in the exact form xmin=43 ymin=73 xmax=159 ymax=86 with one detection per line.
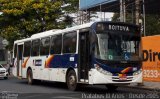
xmin=14 ymin=37 xmax=32 ymax=44
xmin=31 ymin=22 xmax=94 ymax=39
xmin=14 ymin=22 xmax=94 ymax=44
xmin=14 ymin=21 xmax=139 ymax=44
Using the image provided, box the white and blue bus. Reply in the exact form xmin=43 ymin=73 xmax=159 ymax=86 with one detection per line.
xmin=12 ymin=21 xmax=142 ymax=91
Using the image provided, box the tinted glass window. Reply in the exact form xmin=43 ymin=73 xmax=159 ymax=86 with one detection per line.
xmin=50 ymin=35 xmax=62 ymax=54
xmin=40 ymin=37 xmax=50 ymax=55
xmin=18 ymin=45 xmax=23 ymax=60
xmin=24 ymin=41 xmax=31 ymax=57
xmin=31 ymin=39 xmax=40 ymax=56
xmin=63 ymin=32 xmax=77 ymax=53
xmin=14 ymin=44 xmax=17 ymax=58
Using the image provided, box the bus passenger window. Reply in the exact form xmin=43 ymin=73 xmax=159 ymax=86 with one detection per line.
xmin=50 ymin=35 xmax=62 ymax=54
xmin=31 ymin=39 xmax=40 ymax=56
xmin=24 ymin=41 xmax=31 ymax=57
xmin=13 ymin=44 xmax=17 ymax=58
xmin=40 ymin=37 xmax=50 ymax=56
xmin=63 ymin=32 xmax=77 ymax=54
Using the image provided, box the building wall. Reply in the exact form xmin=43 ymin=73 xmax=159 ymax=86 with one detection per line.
xmin=0 ymin=37 xmax=8 ymax=65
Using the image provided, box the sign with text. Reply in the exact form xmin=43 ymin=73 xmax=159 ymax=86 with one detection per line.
xmin=142 ymin=36 xmax=160 ymax=82
xmin=96 ymin=22 xmax=140 ymax=35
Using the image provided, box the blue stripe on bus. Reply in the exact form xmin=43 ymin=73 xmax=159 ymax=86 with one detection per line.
xmin=49 ymin=54 xmax=78 ymax=68
xmin=48 ymin=54 xmax=140 ymax=76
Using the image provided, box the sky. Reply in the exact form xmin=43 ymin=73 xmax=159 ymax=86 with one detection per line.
xmin=91 ymin=12 xmax=114 ymax=21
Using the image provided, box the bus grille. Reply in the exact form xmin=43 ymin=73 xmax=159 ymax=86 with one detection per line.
xmin=112 ymin=80 xmax=132 ymax=82
xmin=112 ymin=76 xmax=133 ymax=82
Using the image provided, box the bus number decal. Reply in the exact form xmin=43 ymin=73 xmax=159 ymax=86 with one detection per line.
xmin=70 ymin=57 xmax=74 ymax=61
xmin=35 ymin=59 xmax=42 ymax=66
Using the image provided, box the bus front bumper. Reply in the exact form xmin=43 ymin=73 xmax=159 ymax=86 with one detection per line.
xmin=89 ymin=69 xmax=142 ymax=84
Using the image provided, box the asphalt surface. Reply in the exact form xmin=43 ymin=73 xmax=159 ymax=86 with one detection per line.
xmin=0 ymin=76 xmax=160 ymax=99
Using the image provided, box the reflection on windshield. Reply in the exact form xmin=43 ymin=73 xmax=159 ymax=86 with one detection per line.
xmin=95 ymin=33 xmax=140 ymax=61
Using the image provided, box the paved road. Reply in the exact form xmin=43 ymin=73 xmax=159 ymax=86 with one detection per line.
xmin=0 ymin=76 xmax=160 ymax=99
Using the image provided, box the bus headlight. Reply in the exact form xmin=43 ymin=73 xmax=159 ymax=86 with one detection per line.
xmin=133 ymin=69 xmax=142 ymax=76
xmin=95 ymin=64 xmax=112 ymax=76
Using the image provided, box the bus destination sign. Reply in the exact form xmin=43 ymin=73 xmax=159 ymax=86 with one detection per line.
xmin=108 ymin=25 xmax=130 ymax=32
xmin=96 ymin=23 xmax=139 ymax=34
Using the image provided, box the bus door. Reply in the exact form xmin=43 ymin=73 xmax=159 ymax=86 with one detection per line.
xmin=78 ymin=31 xmax=90 ymax=83
xmin=17 ymin=43 xmax=24 ymax=77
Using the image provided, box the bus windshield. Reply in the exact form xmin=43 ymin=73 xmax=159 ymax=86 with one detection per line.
xmin=95 ymin=33 xmax=140 ymax=61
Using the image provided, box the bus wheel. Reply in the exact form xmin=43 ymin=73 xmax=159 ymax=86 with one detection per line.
xmin=27 ymin=69 xmax=34 ymax=85
xmin=4 ymin=76 xmax=8 ymax=80
xmin=66 ymin=70 xmax=77 ymax=91
xmin=106 ymin=84 xmax=118 ymax=91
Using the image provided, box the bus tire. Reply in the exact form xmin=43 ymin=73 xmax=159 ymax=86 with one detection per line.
xmin=27 ymin=69 xmax=34 ymax=85
xmin=4 ymin=76 xmax=8 ymax=80
xmin=106 ymin=84 xmax=118 ymax=91
xmin=66 ymin=70 xmax=78 ymax=91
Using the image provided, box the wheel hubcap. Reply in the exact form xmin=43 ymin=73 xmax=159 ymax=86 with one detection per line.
xmin=28 ymin=73 xmax=31 ymax=83
xmin=69 ymin=75 xmax=75 ymax=85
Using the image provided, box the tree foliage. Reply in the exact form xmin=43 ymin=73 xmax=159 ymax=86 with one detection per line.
xmin=0 ymin=0 xmax=79 ymax=49
xmin=145 ymin=14 xmax=160 ymax=36
xmin=112 ymin=13 xmax=160 ymax=36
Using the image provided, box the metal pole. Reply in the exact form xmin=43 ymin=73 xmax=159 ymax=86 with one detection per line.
xmin=135 ymin=0 xmax=140 ymax=25
xmin=100 ymin=4 xmax=102 ymax=21
xmin=88 ymin=11 xmax=90 ymax=22
xmin=104 ymin=12 xmax=105 ymax=21
xmin=120 ymin=0 xmax=123 ymax=22
xmin=123 ymin=0 xmax=126 ymax=22
xmin=143 ymin=0 xmax=146 ymax=36
xmin=82 ymin=11 xmax=84 ymax=24
xmin=132 ymin=4 xmax=134 ymax=23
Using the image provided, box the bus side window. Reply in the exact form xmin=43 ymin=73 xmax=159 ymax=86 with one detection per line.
xmin=24 ymin=41 xmax=31 ymax=57
xmin=13 ymin=44 xmax=17 ymax=58
xmin=31 ymin=39 xmax=40 ymax=56
xmin=63 ymin=32 xmax=77 ymax=54
xmin=40 ymin=37 xmax=50 ymax=56
xmin=50 ymin=34 xmax=62 ymax=54
xmin=11 ymin=44 xmax=17 ymax=67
